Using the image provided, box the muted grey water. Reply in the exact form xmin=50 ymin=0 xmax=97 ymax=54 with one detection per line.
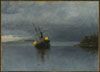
xmin=2 ymin=42 xmax=98 ymax=71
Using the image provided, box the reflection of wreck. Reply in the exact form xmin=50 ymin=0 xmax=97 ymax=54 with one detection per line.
xmin=32 ymin=23 xmax=50 ymax=49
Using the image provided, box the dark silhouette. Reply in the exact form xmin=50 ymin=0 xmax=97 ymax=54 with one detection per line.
xmin=32 ymin=23 xmax=50 ymax=62
xmin=36 ymin=43 xmax=50 ymax=62
xmin=79 ymin=34 xmax=98 ymax=52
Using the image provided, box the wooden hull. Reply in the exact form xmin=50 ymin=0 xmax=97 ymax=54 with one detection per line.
xmin=33 ymin=37 xmax=50 ymax=49
xmin=35 ymin=40 xmax=50 ymax=49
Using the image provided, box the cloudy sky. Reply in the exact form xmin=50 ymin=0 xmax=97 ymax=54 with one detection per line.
xmin=1 ymin=1 xmax=99 ymax=42
xmin=1 ymin=1 xmax=99 ymax=24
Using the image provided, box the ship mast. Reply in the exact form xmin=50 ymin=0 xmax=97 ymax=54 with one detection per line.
xmin=33 ymin=23 xmax=44 ymax=40
xmin=37 ymin=26 xmax=43 ymax=39
xmin=32 ymin=24 xmax=39 ymax=40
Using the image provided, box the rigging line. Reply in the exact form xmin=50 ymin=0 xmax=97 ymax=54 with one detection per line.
xmin=32 ymin=23 xmax=40 ymax=40
xmin=32 ymin=23 xmax=38 ymax=33
xmin=37 ymin=25 xmax=44 ymax=39
xmin=32 ymin=23 xmax=37 ymax=40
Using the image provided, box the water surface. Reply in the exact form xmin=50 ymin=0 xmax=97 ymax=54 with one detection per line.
xmin=2 ymin=42 xmax=98 ymax=71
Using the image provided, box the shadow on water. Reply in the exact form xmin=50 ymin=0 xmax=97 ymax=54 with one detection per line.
xmin=79 ymin=46 xmax=98 ymax=54
xmin=35 ymin=43 xmax=50 ymax=62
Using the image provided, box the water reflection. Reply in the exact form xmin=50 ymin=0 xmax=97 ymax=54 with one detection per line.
xmin=34 ymin=42 xmax=78 ymax=62
xmin=35 ymin=43 xmax=50 ymax=62
xmin=2 ymin=42 xmax=98 ymax=71
xmin=79 ymin=46 xmax=98 ymax=54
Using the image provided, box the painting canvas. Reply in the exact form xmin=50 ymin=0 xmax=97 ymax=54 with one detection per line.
xmin=1 ymin=1 xmax=99 ymax=71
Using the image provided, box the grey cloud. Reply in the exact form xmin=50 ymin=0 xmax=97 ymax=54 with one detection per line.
xmin=1 ymin=1 xmax=98 ymax=25
xmin=1 ymin=1 xmax=98 ymax=41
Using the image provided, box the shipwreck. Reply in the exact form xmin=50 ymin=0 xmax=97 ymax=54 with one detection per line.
xmin=32 ymin=24 xmax=50 ymax=49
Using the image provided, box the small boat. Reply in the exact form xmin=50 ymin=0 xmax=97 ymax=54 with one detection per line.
xmin=32 ymin=24 xmax=50 ymax=49
xmin=33 ymin=36 xmax=50 ymax=48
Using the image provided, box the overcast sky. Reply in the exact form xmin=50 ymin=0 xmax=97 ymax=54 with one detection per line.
xmin=1 ymin=1 xmax=99 ymax=25
xmin=1 ymin=1 xmax=99 ymax=42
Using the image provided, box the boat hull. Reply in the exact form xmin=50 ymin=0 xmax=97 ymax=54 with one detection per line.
xmin=33 ymin=36 xmax=50 ymax=49
xmin=35 ymin=40 xmax=50 ymax=49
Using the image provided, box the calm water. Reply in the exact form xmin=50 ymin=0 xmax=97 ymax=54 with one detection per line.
xmin=2 ymin=42 xmax=98 ymax=71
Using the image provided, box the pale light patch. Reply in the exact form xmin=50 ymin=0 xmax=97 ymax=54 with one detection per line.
xmin=45 ymin=36 xmax=49 ymax=40
xmin=33 ymin=41 xmax=37 ymax=46
xmin=1 ymin=35 xmax=29 ymax=42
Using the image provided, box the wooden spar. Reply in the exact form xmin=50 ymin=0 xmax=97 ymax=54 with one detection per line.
xmin=32 ymin=23 xmax=40 ymax=40
xmin=32 ymin=23 xmax=44 ymax=40
xmin=37 ymin=26 xmax=43 ymax=39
